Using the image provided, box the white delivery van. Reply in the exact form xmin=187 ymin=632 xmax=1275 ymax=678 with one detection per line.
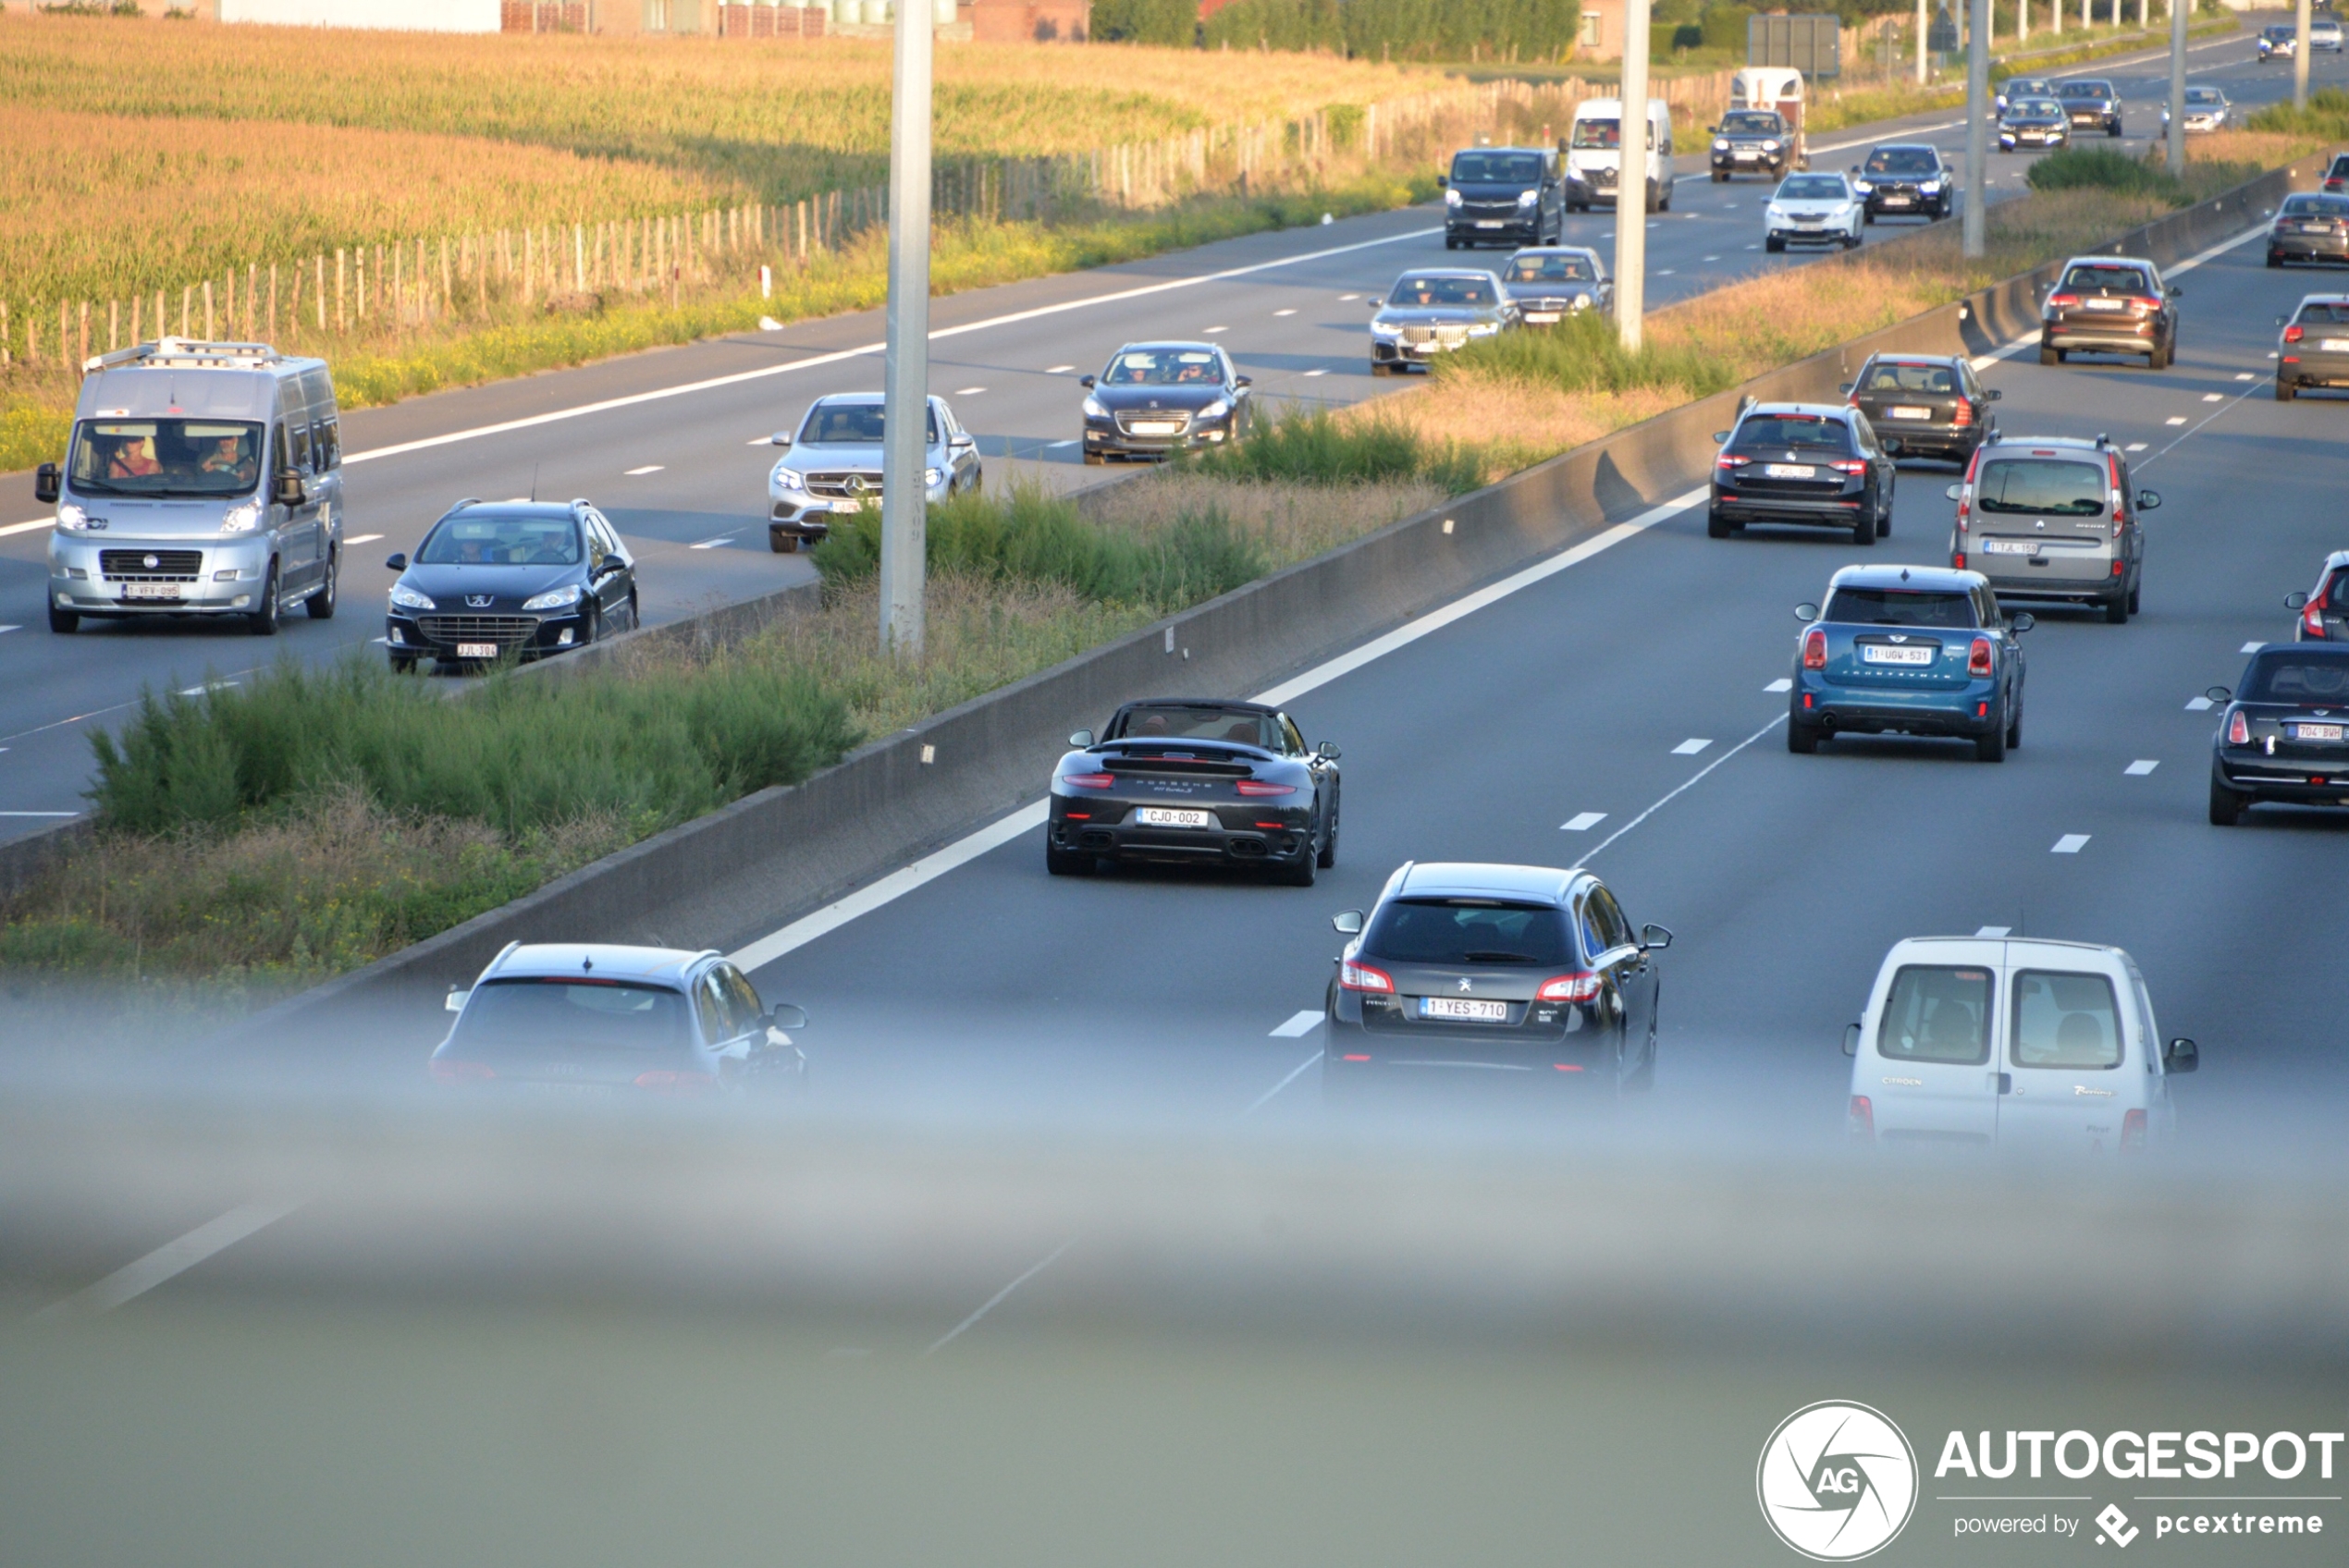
xmin=1844 ymin=936 xmax=2196 ymax=1153
xmin=1565 ymin=97 xmax=1677 ymax=214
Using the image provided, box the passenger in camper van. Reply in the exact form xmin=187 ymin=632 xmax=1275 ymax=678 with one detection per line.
xmin=106 ymin=435 xmax=160 ymax=480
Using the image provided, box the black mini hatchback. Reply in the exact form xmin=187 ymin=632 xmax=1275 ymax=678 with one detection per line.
xmin=384 ymin=499 xmax=638 ymax=672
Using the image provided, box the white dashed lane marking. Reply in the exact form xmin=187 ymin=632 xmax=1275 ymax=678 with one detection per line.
xmin=744 ymin=435 xmax=771 ymax=446
xmin=0 ymin=625 xmax=19 ymax=634
xmin=2201 ymin=393 xmax=2224 ymax=402
xmin=1975 ymin=925 xmax=2011 ymax=937
xmin=1269 ymin=1011 xmax=1322 ymax=1037
xmin=2186 ymin=696 xmax=2214 ymax=711
xmin=1765 ymin=677 xmax=1793 ymax=692
xmin=2164 ymin=416 xmax=2188 ymax=425
xmin=953 ymin=386 xmax=986 ymax=396
xmin=625 ymin=464 xmax=663 ymax=476
xmin=1338 ymin=294 xmax=1359 ymax=301
xmin=1561 ymin=811 xmax=1608 ymax=832
xmin=2242 ymin=641 xmax=2264 ymax=653
xmin=1044 ymin=364 xmax=1075 ymax=374
xmin=2235 ymin=373 xmax=2256 ymax=381
xmin=1204 ymin=325 xmax=1228 ymax=334
xmin=689 ymin=535 xmax=736 ymax=549
xmin=2125 ymin=442 xmax=2148 ymax=452
xmin=1672 ymin=738 xmax=1713 ymax=754
xmin=1273 ymin=308 xmax=1297 ymax=316
xmin=345 ymin=533 xmax=383 ymax=545
xmin=1304 ymin=369 xmax=1327 ymax=377
xmin=2125 ymin=760 xmax=2159 ymax=775
xmin=2052 ymin=834 xmax=2091 ymax=854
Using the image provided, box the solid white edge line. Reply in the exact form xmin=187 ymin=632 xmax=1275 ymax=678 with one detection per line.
xmin=923 ymin=1236 xmax=1077 ymax=1355
xmin=0 ymin=518 xmax=51 ymax=539
xmin=345 ymin=225 xmax=1445 ymax=469
xmin=33 ymin=1198 xmax=301 ymax=1319
xmin=1241 ymin=1047 xmax=1325 ymax=1118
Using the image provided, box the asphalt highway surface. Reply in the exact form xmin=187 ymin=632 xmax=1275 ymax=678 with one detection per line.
xmin=0 ymin=22 xmax=2306 ymax=841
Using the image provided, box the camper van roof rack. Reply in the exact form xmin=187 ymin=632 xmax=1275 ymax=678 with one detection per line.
xmin=81 ymin=337 xmax=288 ymax=375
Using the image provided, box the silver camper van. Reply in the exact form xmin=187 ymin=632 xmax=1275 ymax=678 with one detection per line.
xmin=38 ymin=337 xmax=346 ymax=634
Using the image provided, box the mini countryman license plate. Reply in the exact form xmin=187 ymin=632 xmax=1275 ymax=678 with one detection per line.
xmin=1861 ymin=644 xmax=1934 ymax=665
xmin=2292 ymin=722 xmax=2345 ymax=741
xmin=1421 ymin=997 xmax=1508 ymax=1022
xmin=457 ymin=642 xmax=501 ymax=659
xmin=1136 ymin=807 xmax=1212 ymax=828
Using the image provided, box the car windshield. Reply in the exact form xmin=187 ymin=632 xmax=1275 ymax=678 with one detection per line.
xmin=1974 ymin=458 xmax=2106 ymax=517
xmin=1451 ymin=152 xmax=1543 ymax=183
xmin=2009 ymin=80 xmax=2052 ymax=94
xmin=2058 ymin=81 xmax=2108 ymax=98
xmin=1103 ymin=350 xmax=1224 ymax=386
xmin=2268 ymin=24 xmax=2295 ymax=38
xmin=1821 ymin=588 xmax=1977 ymax=629
xmin=1364 ymin=899 xmax=1577 ymax=967
xmin=450 ymin=979 xmax=693 ymax=1052
xmin=1776 ymin=176 xmax=1847 ymax=201
xmin=1568 ymin=117 xmax=1619 ymax=149
xmin=2281 ymin=196 xmax=2349 ymax=217
xmin=2295 ymin=300 xmax=2349 ymax=323
xmin=1863 ymin=148 xmax=1937 ymax=175
xmin=416 ymin=512 xmax=581 ymax=566
xmin=799 ymin=401 xmax=940 ymax=444
xmin=1507 ymin=253 xmax=1597 ymax=283
xmin=1112 ymin=705 xmax=1282 ymax=749
xmin=68 ymin=419 xmax=263 ymax=498
xmin=1733 ymin=413 xmax=1852 ymax=451
xmin=2011 ymin=971 xmax=2123 ymax=1070
xmin=2011 ymin=100 xmax=2062 ymax=117
xmin=1387 ymin=276 xmax=1496 ymax=308
xmin=1877 ymin=965 xmax=1991 ymax=1065
xmin=2185 ymin=88 xmax=2223 ymax=105
xmin=1718 ymin=112 xmax=1779 ymax=134
xmin=2240 ymin=651 xmax=2349 ymax=703
xmin=1862 ymin=361 xmax=1957 ymax=394
xmin=2060 ymin=263 xmax=2152 ymax=294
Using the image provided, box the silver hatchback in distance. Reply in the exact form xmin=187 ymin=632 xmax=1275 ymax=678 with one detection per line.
xmin=1948 ymin=434 xmax=2158 ymax=624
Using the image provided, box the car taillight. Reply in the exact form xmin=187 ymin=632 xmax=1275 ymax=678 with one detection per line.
xmin=1968 ymin=637 xmax=1994 ymax=677
xmin=1716 ymin=453 xmax=1750 ymax=472
xmin=1537 ymin=972 xmax=1603 ymax=1003
xmin=2228 ymin=709 xmax=2250 ymax=745
xmin=1061 ymin=772 xmax=1115 ymax=789
xmin=1235 ymin=779 xmax=1297 ymax=797
xmin=1848 ymin=1095 xmax=1875 ymax=1141
xmin=1951 ymin=399 xmax=1973 ymax=428
xmin=2121 ymin=1108 xmax=2148 ymax=1153
xmin=633 ymin=1069 xmax=717 ymax=1094
xmin=429 ymin=1060 xmax=497 ymax=1085
xmin=2048 ymin=291 xmax=2080 ymax=308
xmin=1802 ymin=629 xmax=1827 ymax=669
xmin=2306 ymin=594 xmax=2329 ymax=638
xmin=1952 ymin=552 xmax=1967 ymax=570
xmin=1830 ymin=459 xmax=1866 ymax=475
xmin=2285 ymin=324 xmax=2306 ymax=343
xmin=1340 ymin=960 xmax=1395 ymax=994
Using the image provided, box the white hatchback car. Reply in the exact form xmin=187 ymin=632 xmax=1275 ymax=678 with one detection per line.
xmin=1844 ymin=936 xmax=2196 ymax=1152
xmin=1765 ymin=171 xmax=1863 ymax=253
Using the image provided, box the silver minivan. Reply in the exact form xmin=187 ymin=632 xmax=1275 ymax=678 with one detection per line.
xmin=1845 ymin=936 xmax=2196 ymax=1153
xmin=1947 ymin=433 xmax=2156 ymax=624
xmin=39 ymin=337 xmax=346 ymax=634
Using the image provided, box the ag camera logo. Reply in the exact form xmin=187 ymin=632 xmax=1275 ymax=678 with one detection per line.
xmin=1757 ymin=1401 xmax=1919 ymax=1561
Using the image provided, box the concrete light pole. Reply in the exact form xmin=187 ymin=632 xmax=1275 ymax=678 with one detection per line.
xmin=1964 ymin=0 xmax=1988 ymax=259
xmin=2168 ymin=0 xmax=2187 ymax=176
xmin=2296 ymin=0 xmax=2313 ymax=113
xmin=880 ymin=0 xmax=934 ymax=657
xmin=1917 ymin=0 xmax=1929 ymax=83
xmin=1616 ymin=0 xmax=1650 ymax=350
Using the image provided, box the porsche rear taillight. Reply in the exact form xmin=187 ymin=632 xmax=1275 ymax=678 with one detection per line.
xmin=1802 ymin=630 xmax=1827 ymax=669
xmin=2228 ymin=709 xmax=2250 ymax=746
xmin=1968 ymin=637 xmax=1994 ymax=678
xmin=1340 ymin=960 xmax=1395 ymax=994
xmin=1235 ymin=779 xmax=1297 ymax=797
xmin=1061 ymin=772 xmax=1115 ymax=789
xmin=1536 ymin=972 xmax=1603 ymax=1003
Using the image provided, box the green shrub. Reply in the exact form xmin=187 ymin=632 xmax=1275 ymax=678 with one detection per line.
xmin=2023 ymin=145 xmax=2191 ymax=206
xmin=1090 ymin=0 xmax=1199 ymax=45
xmin=2247 ymin=87 xmax=2349 ymax=142
xmin=1439 ymin=305 xmax=1740 ymax=399
xmin=1187 ymin=405 xmax=1488 ymax=492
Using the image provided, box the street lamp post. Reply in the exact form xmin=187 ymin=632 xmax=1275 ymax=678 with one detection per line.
xmin=880 ymin=1 xmax=934 ymax=657
xmin=1617 ymin=0 xmax=1650 ymax=350
xmin=2167 ymin=0 xmax=2187 ymax=177
xmin=2296 ymin=0 xmax=2313 ymax=114
xmin=1964 ymin=0 xmax=1988 ymax=259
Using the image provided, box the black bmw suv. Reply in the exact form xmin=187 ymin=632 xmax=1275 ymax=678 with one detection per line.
xmin=384 ymin=499 xmax=638 ymax=672
xmin=1441 ymin=146 xmax=1564 ymax=250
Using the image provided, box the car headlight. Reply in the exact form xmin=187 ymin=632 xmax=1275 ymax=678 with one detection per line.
xmin=1853 ymin=179 xmax=1874 ymax=193
xmin=55 ymin=503 xmax=88 ymax=533
xmin=1516 ymin=189 xmax=1539 ymax=207
xmin=1570 ymin=292 xmax=1593 ymax=309
xmin=1445 ymin=187 xmax=1463 ymax=207
xmin=1083 ymin=394 xmax=1108 ymax=418
xmin=389 ymin=583 xmax=436 ymax=612
xmin=1763 ymin=140 xmax=1781 ymax=153
xmin=1714 ymin=138 xmax=1728 ymax=152
xmin=1198 ymin=399 xmax=1231 ymax=422
xmin=1468 ymin=322 xmax=1501 ymax=337
xmin=1920 ymin=180 xmax=1942 ymax=194
xmin=217 ymin=500 xmax=262 ymax=534
xmin=775 ymin=466 xmax=805 ymax=491
xmin=521 ymin=583 xmax=582 ymax=613
xmin=1371 ymin=321 xmax=1400 ymax=338
xmin=923 ymin=467 xmax=943 ymax=488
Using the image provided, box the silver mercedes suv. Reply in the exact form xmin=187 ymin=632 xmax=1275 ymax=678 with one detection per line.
xmin=765 ymin=392 xmax=981 ymax=553
xmin=1947 ymin=433 xmax=2158 ymax=624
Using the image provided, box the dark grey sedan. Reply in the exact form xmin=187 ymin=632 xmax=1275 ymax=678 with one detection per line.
xmin=1368 ymin=268 xmax=1516 ymax=374
xmin=1839 ymin=352 xmax=1999 ymax=463
xmin=2056 ymin=79 xmax=2123 ymax=135
xmin=1079 ymin=343 xmax=1253 ymax=463
xmin=1499 ymin=246 xmax=1612 ymax=324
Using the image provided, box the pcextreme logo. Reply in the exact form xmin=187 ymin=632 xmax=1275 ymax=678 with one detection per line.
xmin=1757 ymin=1401 xmax=1921 ymax=1562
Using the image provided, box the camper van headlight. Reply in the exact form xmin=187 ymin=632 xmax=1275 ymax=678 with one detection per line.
xmin=1445 ymin=187 xmax=1463 ymax=207
xmin=218 ymin=501 xmax=261 ymax=534
xmin=1762 ymin=140 xmax=1781 ymax=153
xmin=55 ymin=503 xmax=89 ymax=533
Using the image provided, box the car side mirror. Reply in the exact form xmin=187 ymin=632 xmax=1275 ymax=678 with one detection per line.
xmin=445 ymin=987 xmax=470 ymax=1013
xmin=2164 ymin=1036 xmax=2198 ymax=1073
xmin=2286 ymin=590 xmax=2311 ymax=609
xmin=1711 ymin=431 xmax=1730 ymax=444
xmin=1795 ymin=602 xmax=1820 ymax=621
xmin=764 ymin=1002 xmax=810 ymax=1033
xmin=770 ymin=431 xmax=792 ymax=447
xmin=1640 ymin=923 xmax=1673 ymax=951
xmin=1368 ymin=298 xmax=1384 ymax=309
xmin=33 ymin=462 xmax=59 ymax=505
xmin=2169 ymin=286 xmax=2183 ymax=298
xmin=273 ymin=468 xmax=307 ymax=508
xmin=1078 ymin=374 xmax=1096 ymax=388
xmin=1332 ymin=910 xmax=1365 ymax=935
xmin=2206 ymin=685 xmax=2233 ymax=703
xmin=2010 ymin=612 xmax=2035 ymax=633
xmin=385 ymin=552 xmax=408 ymax=571
xmin=2136 ymin=490 xmax=2161 ymax=510
xmin=1843 ymin=1022 xmax=1861 ymax=1057
xmin=1986 ymin=387 xmax=2003 ymax=400
xmin=1945 ymin=483 xmax=1963 ymax=501
xmin=1235 ymin=374 xmax=1253 ymax=387
xmin=1434 ymin=174 xmax=1447 ymax=187
xmin=1068 ymin=729 xmax=1095 ymax=748
xmin=1837 ymin=382 xmax=1853 ymax=395
xmin=1317 ymin=740 xmax=1342 ymax=760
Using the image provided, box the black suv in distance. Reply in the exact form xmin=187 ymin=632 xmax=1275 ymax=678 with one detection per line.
xmin=1841 ymin=353 xmax=2000 ymax=462
xmin=1852 ymin=143 xmax=1956 ymax=223
xmin=1441 ymin=147 xmax=1564 ymax=250
xmin=1709 ymin=109 xmax=1795 ymax=181
xmin=1708 ymin=402 xmax=1898 ymax=545
xmin=2056 ymin=79 xmax=2124 ymax=136
xmin=384 ymin=499 xmax=638 ymax=672
xmin=2207 ymin=644 xmax=2349 ymax=825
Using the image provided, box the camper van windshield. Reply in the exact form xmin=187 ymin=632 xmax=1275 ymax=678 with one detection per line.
xmin=1569 ymin=117 xmax=1621 ymax=150
xmin=68 ymin=419 xmax=263 ymax=498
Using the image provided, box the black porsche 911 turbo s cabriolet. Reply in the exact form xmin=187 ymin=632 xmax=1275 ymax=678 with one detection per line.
xmin=1046 ymin=698 xmax=1341 ymax=885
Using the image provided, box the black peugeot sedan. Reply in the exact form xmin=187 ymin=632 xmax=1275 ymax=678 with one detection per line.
xmin=1046 ymin=698 xmax=1339 ymax=885
xmin=1368 ymin=267 xmax=1516 ymax=374
xmin=384 ymin=498 xmax=637 ymax=672
xmin=1441 ymin=146 xmax=1564 ymax=250
xmin=1852 ymin=143 xmax=1956 ymax=223
xmin=1840 ymin=353 xmax=2000 ymax=463
xmin=2208 ymin=644 xmax=2349 ymax=825
xmin=1080 ymin=342 xmax=1252 ymax=463
xmin=1708 ymin=108 xmax=1796 ymax=181
xmin=1323 ymin=862 xmax=1670 ymax=1094
xmin=1708 ymin=402 xmax=1897 ymax=545
xmin=2056 ymin=79 xmax=2124 ymax=136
